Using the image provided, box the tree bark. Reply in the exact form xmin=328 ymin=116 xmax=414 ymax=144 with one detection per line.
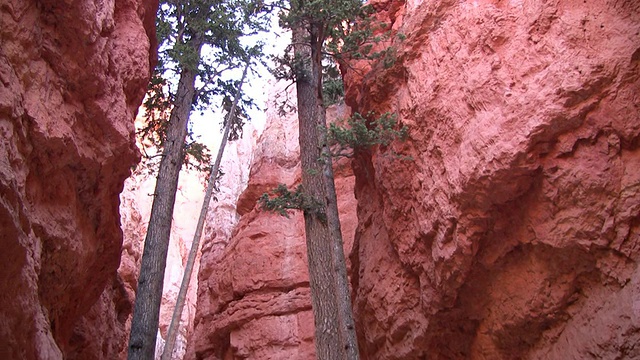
xmin=293 ymin=20 xmax=342 ymax=360
xmin=127 ymin=36 xmax=204 ymax=360
xmin=292 ymin=7 xmax=360 ymax=358
xmin=160 ymin=62 xmax=249 ymax=360
xmin=324 ymin=162 xmax=360 ymax=359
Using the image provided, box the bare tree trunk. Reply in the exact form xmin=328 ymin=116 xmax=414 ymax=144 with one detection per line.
xmin=127 ymin=36 xmax=204 ymax=360
xmin=293 ymin=21 xmax=342 ymax=360
xmin=324 ymin=163 xmax=360 ymax=359
xmin=160 ymin=62 xmax=250 ymax=360
xmin=292 ymin=9 xmax=359 ymax=358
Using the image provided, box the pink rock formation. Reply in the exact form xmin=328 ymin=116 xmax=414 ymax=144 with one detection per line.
xmin=188 ymin=84 xmax=358 ymax=359
xmin=343 ymin=0 xmax=640 ymax=358
xmin=0 ymin=0 xmax=157 ymax=358
xmin=190 ymin=1 xmax=639 ymax=359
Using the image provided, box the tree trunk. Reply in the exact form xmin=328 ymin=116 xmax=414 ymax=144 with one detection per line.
xmin=324 ymin=162 xmax=360 ymax=359
xmin=292 ymin=10 xmax=360 ymax=359
xmin=160 ymin=62 xmax=250 ymax=360
xmin=127 ymin=36 xmax=204 ymax=360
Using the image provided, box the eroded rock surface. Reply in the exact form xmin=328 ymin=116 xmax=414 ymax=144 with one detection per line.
xmin=192 ymin=1 xmax=640 ymax=359
xmin=0 ymin=0 xmax=157 ymax=358
xmin=344 ymin=0 xmax=640 ymax=358
xmin=118 ymin=167 xmax=206 ymax=360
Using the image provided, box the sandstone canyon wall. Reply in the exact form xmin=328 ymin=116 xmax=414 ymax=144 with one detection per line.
xmin=3 ymin=0 xmax=637 ymax=359
xmin=189 ymin=1 xmax=640 ymax=359
xmin=344 ymin=0 xmax=640 ymax=359
xmin=0 ymin=0 xmax=157 ymax=358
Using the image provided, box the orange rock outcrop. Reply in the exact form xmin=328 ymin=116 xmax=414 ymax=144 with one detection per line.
xmin=3 ymin=0 xmax=638 ymax=358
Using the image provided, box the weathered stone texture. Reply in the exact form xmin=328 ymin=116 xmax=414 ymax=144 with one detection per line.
xmin=191 ymin=2 xmax=640 ymax=358
xmin=344 ymin=0 xmax=640 ymax=358
xmin=0 ymin=0 xmax=157 ymax=357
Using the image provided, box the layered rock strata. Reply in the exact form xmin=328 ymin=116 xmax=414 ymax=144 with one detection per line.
xmin=0 ymin=0 xmax=157 ymax=358
xmin=344 ymin=0 xmax=640 ymax=358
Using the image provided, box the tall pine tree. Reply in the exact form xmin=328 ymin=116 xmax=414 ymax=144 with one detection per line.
xmin=127 ymin=1 xmax=268 ymax=359
xmin=161 ymin=61 xmax=250 ymax=360
xmin=274 ymin=1 xmax=388 ymax=358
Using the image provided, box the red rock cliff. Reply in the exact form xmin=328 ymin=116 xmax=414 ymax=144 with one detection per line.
xmin=0 ymin=0 xmax=157 ymax=358
xmin=344 ymin=0 xmax=640 ymax=358
xmin=190 ymin=1 xmax=640 ymax=359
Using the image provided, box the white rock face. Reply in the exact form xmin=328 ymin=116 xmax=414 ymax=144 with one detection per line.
xmin=202 ymin=124 xmax=260 ymax=260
